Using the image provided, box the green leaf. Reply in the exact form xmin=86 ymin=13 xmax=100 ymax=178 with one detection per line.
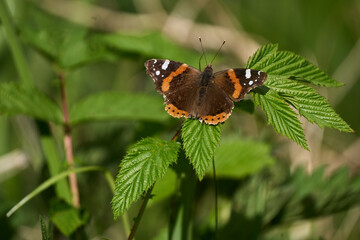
xmin=101 ymin=32 xmax=199 ymax=66
xmin=253 ymin=90 xmax=309 ymax=150
xmin=182 ymin=119 xmax=222 ymax=180
xmin=19 ymin=3 xmax=117 ymax=69
xmin=50 ymin=200 xmax=89 ymax=236
xmin=209 ymin=139 xmax=275 ymax=178
xmin=69 ymin=92 xmax=169 ymax=125
xmin=0 ymin=82 xmax=62 ymax=124
xmin=112 ymin=138 xmax=180 ymax=218
xmin=266 ymin=79 xmax=353 ymax=132
xmin=246 ymin=44 xmax=341 ymax=87
xmin=246 ymin=43 xmax=278 ymax=70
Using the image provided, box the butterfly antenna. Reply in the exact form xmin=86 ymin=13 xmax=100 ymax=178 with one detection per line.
xmin=210 ymin=40 xmax=226 ymax=65
xmin=198 ymin=54 xmax=203 ymax=70
xmin=199 ymin=37 xmax=208 ymax=66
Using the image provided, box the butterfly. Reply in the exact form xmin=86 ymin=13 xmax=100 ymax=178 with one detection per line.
xmin=145 ymin=59 xmax=267 ymax=125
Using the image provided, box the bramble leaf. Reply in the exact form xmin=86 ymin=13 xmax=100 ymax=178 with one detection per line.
xmin=246 ymin=44 xmax=341 ymax=87
xmin=69 ymin=92 xmax=169 ymax=125
xmin=0 ymin=82 xmax=62 ymax=124
xmin=266 ymin=78 xmax=353 ymax=132
xmin=245 ymin=44 xmax=352 ymax=150
xmin=253 ymin=90 xmax=309 ymax=150
xmin=112 ymin=138 xmax=180 ymax=218
xmin=182 ymin=119 xmax=222 ymax=180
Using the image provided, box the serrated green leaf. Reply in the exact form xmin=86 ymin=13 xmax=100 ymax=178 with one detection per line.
xmin=182 ymin=119 xmax=222 ymax=180
xmin=69 ymin=92 xmax=169 ymax=125
xmin=266 ymin=79 xmax=353 ymax=132
xmin=208 ymin=139 xmax=275 ymax=179
xmin=112 ymin=138 xmax=180 ymax=218
xmin=253 ymin=90 xmax=309 ymax=150
xmin=246 ymin=46 xmax=341 ymax=87
xmin=246 ymin=43 xmax=278 ymax=70
xmin=0 ymin=82 xmax=63 ymax=124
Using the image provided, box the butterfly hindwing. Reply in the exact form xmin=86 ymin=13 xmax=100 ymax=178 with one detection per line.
xmin=194 ymin=84 xmax=234 ymax=125
xmin=214 ymin=68 xmax=267 ymax=101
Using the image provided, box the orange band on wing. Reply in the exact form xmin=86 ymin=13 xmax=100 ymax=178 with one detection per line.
xmin=227 ymin=69 xmax=242 ymax=99
xmin=165 ymin=104 xmax=189 ymax=118
xmin=161 ymin=64 xmax=188 ymax=92
xmin=201 ymin=111 xmax=232 ymax=125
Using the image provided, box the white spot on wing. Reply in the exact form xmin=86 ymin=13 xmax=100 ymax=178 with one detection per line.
xmin=162 ymin=60 xmax=170 ymax=70
xmin=156 ymin=70 xmax=160 ymax=76
xmin=258 ymin=71 xmax=261 ymax=75
xmin=249 ymin=80 xmax=253 ymax=85
xmin=245 ymin=69 xmax=251 ymax=79
xmin=154 ymin=60 xmax=157 ymax=63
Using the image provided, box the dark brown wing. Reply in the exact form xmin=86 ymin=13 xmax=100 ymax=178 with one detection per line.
xmin=145 ymin=59 xmax=201 ymax=118
xmin=194 ymin=84 xmax=234 ymax=125
xmin=214 ymin=68 xmax=267 ymax=102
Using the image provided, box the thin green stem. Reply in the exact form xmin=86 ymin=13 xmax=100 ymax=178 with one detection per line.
xmin=212 ymin=157 xmax=218 ymax=236
xmin=6 ymin=166 xmax=115 ymax=217
xmin=0 ymin=0 xmax=33 ymax=86
xmin=128 ymin=186 xmax=154 ymax=240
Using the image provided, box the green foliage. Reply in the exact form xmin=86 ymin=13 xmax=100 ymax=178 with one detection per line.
xmin=69 ymin=92 xmax=169 ymax=125
xmin=253 ymin=89 xmax=309 ymax=149
xmin=247 ymin=44 xmax=341 ymax=87
xmin=246 ymin=44 xmax=352 ymax=149
xmin=101 ymin=32 xmax=199 ymax=66
xmin=49 ymin=200 xmax=89 ymax=236
xmin=266 ymin=78 xmax=353 ymax=132
xmin=0 ymin=82 xmax=62 ymax=124
xmin=19 ymin=3 xmax=117 ymax=69
xmin=40 ymin=216 xmax=53 ymax=240
xmin=150 ymin=169 xmax=178 ymax=205
xmin=220 ymin=166 xmax=360 ymax=239
xmin=209 ymin=139 xmax=275 ymax=178
xmin=112 ymin=138 xmax=180 ymax=219
xmin=181 ymin=119 xmax=222 ymax=180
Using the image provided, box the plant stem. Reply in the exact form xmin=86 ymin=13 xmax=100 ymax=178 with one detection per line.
xmin=0 ymin=0 xmax=33 ymax=86
xmin=59 ymin=71 xmax=80 ymax=208
xmin=212 ymin=157 xmax=218 ymax=236
xmin=128 ymin=127 xmax=182 ymax=240
xmin=128 ymin=185 xmax=154 ymax=240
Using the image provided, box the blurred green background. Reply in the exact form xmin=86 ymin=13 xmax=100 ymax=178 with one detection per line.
xmin=0 ymin=0 xmax=359 ymax=239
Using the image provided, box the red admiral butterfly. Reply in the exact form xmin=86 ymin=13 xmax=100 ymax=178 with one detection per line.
xmin=145 ymin=51 xmax=267 ymax=125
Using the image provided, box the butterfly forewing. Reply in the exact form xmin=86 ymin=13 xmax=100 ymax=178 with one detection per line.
xmin=214 ymin=68 xmax=267 ymax=101
xmin=145 ymin=59 xmax=201 ymax=118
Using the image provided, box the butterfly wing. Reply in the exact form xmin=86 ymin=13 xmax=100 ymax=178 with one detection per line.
xmin=214 ymin=68 xmax=267 ymax=101
xmin=194 ymin=84 xmax=234 ymax=125
xmin=145 ymin=59 xmax=201 ymax=118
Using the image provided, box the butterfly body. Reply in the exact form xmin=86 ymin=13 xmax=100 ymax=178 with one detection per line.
xmin=145 ymin=59 xmax=267 ymax=125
